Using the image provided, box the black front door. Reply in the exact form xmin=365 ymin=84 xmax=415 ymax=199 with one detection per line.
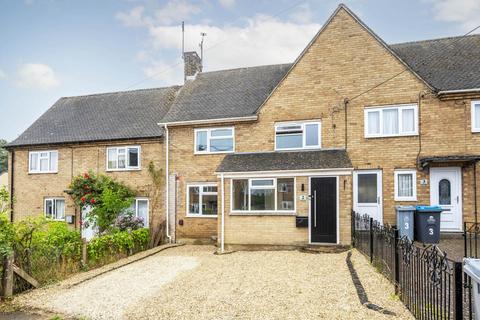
xmin=310 ymin=177 xmax=337 ymax=243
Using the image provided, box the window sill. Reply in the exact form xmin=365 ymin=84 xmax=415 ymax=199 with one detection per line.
xmin=394 ymin=198 xmax=417 ymax=202
xmin=29 ymin=171 xmax=58 ymax=175
xmin=194 ymin=151 xmax=235 ymax=155
xmin=365 ymin=133 xmax=418 ymax=139
xmin=106 ymin=168 xmax=141 ymax=172
xmin=274 ymin=147 xmax=321 ymax=151
xmin=185 ymin=215 xmax=218 ymax=219
xmin=230 ymin=212 xmax=297 ymax=216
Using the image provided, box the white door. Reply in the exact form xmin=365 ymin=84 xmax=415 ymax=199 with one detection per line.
xmin=430 ymin=167 xmax=462 ymax=232
xmin=353 ymin=170 xmax=383 ymax=223
xmin=81 ymin=205 xmax=96 ymax=241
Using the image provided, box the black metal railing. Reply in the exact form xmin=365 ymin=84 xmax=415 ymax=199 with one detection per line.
xmin=352 ymin=211 xmax=466 ymax=319
xmin=464 ymin=222 xmax=480 ymax=259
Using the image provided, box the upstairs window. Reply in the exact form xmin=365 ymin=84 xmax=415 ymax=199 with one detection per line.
xmin=275 ymin=121 xmax=321 ymax=150
xmin=471 ymin=101 xmax=480 ymax=132
xmin=29 ymin=150 xmax=58 ymax=173
xmin=364 ymin=104 xmax=418 ymax=138
xmin=107 ymin=146 xmax=140 ymax=171
xmin=45 ymin=198 xmax=65 ymax=220
xmin=195 ymin=127 xmax=234 ymax=154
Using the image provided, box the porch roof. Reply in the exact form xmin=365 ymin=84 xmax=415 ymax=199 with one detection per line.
xmin=216 ymin=149 xmax=352 ymax=174
xmin=419 ymin=155 xmax=480 ymax=168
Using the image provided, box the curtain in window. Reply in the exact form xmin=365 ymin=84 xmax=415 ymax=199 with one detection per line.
xmin=108 ymin=149 xmax=117 ymax=169
xmin=55 ymin=200 xmax=65 ymax=220
xmin=233 ymin=180 xmax=249 ymax=210
xmin=137 ymin=200 xmax=149 ymax=227
xmin=367 ymin=111 xmax=380 ymax=134
xmin=402 ymin=109 xmax=415 ymax=133
xmin=305 ymin=123 xmax=319 ymax=146
xmin=30 ymin=153 xmax=38 ymax=171
xmin=475 ymin=104 xmax=480 ymax=129
xmin=49 ymin=151 xmax=58 ymax=172
xmin=383 ymin=109 xmax=398 ymax=134
xmin=398 ymin=174 xmax=413 ymax=197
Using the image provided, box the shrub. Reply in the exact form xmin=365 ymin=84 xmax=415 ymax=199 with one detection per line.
xmin=87 ymin=228 xmax=149 ymax=266
xmin=115 ymin=210 xmax=144 ymax=231
xmin=69 ymin=172 xmax=135 ymax=233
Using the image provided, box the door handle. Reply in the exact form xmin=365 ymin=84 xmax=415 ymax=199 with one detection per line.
xmin=457 ymin=196 xmax=459 ymax=204
xmin=314 ymin=190 xmax=317 ymax=228
xmin=377 ymin=196 xmax=381 ymax=204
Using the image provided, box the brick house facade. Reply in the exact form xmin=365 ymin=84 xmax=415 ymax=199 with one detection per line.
xmin=6 ymin=5 xmax=480 ymax=250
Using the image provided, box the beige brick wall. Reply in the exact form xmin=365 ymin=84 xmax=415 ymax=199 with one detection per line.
xmin=9 ymin=139 xmax=165 ymax=232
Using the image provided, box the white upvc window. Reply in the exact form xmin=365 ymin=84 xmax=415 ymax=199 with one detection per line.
xmin=394 ymin=170 xmax=417 ymax=201
xmin=29 ymin=150 xmax=58 ymax=173
xmin=187 ymin=183 xmax=218 ymax=217
xmin=275 ymin=121 xmax=321 ymax=150
xmin=231 ymin=177 xmax=296 ymax=213
xmin=364 ymin=104 xmax=418 ymax=138
xmin=126 ymin=198 xmax=150 ymax=228
xmin=194 ymin=127 xmax=234 ymax=154
xmin=471 ymin=101 xmax=480 ymax=133
xmin=106 ymin=146 xmax=141 ymax=171
xmin=44 ymin=198 xmax=65 ymax=220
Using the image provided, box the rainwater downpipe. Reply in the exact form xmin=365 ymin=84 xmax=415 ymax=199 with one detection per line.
xmin=164 ymin=124 xmax=172 ymax=243
xmin=221 ymin=173 xmax=225 ymax=253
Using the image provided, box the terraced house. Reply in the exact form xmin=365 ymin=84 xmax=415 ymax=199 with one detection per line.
xmin=7 ymin=5 xmax=480 ymax=250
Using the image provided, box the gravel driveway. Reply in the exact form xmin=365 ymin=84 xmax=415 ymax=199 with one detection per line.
xmin=14 ymin=245 xmax=412 ymax=320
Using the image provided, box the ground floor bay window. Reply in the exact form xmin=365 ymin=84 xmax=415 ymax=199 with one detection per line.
xmin=231 ymin=178 xmax=295 ymax=213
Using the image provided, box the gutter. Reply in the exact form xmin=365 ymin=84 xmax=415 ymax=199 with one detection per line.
xmin=164 ymin=124 xmax=172 ymax=243
xmin=437 ymin=88 xmax=480 ymax=95
xmin=158 ymin=115 xmax=257 ymax=127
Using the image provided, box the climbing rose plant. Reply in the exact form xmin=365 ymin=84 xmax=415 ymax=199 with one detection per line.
xmin=69 ymin=172 xmax=135 ymax=233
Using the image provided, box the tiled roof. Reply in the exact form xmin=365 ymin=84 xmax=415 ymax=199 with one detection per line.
xmin=390 ymin=34 xmax=480 ymax=91
xmin=216 ymin=149 xmax=352 ymax=173
xmin=160 ymin=64 xmax=292 ymax=124
xmin=7 ymin=86 xmax=180 ymax=147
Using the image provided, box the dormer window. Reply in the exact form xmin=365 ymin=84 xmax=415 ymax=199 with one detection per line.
xmin=275 ymin=121 xmax=321 ymax=150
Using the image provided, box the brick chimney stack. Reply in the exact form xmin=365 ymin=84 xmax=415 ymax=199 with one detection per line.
xmin=184 ymin=51 xmax=202 ymax=81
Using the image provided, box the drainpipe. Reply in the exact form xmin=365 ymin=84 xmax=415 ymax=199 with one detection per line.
xmin=221 ymin=173 xmax=225 ymax=253
xmin=164 ymin=124 xmax=172 ymax=243
xmin=9 ymin=150 xmax=15 ymax=222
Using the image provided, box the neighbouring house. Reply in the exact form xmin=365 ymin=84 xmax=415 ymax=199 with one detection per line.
xmin=6 ymin=4 xmax=480 ymax=249
xmin=0 ymin=172 xmax=7 ymax=188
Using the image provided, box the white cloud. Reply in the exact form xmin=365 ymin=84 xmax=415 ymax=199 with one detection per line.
xmin=427 ymin=0 xmax=480 ymax=32
xmin=289 ymin=3 xmax=313 ymax=24
xmin=154 ymin=0 xmax=201 ymax=25
xmin=16 ymin=63 xmax=60 ymax=89
xmin=115 ymin=6 xmax=149 ymax=27
xmin=117 ymin=2 xmax=321 ymax=86
xmin=219 ymin=0 xmax=235 ymax=8
xmin=0 ymin=69 xmax=7 ymax=80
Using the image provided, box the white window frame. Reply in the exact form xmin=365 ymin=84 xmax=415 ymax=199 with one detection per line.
xmin=44 ymin=198 xmax=66 ymax=221
xmin=471 ymin=101 xmax=480 ymax=133
xmin=106 ymin=146 xmax=141 ymax=171
xmin=29 ymin=150 xmax=58 ymax=174
xmin=274 ymin=121 xmax=322 ymax=151
xmin=131 ymin=198 xmax=149 ymax=228
xmin=230 ymin=177 xmax=296 ymax=214
xmin=186 ymin=183 xmax=218 ymax=218
xmin=194 ymin=127 xmax=235 ymax=154
xmin=394 ymin=169 xmax=417 ymax=201
xmin=364 ymin=104 xmax=418 ymax=138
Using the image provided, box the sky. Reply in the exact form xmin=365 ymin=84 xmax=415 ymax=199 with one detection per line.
xmin=0 ymin=0 xmax=479 ymax=142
